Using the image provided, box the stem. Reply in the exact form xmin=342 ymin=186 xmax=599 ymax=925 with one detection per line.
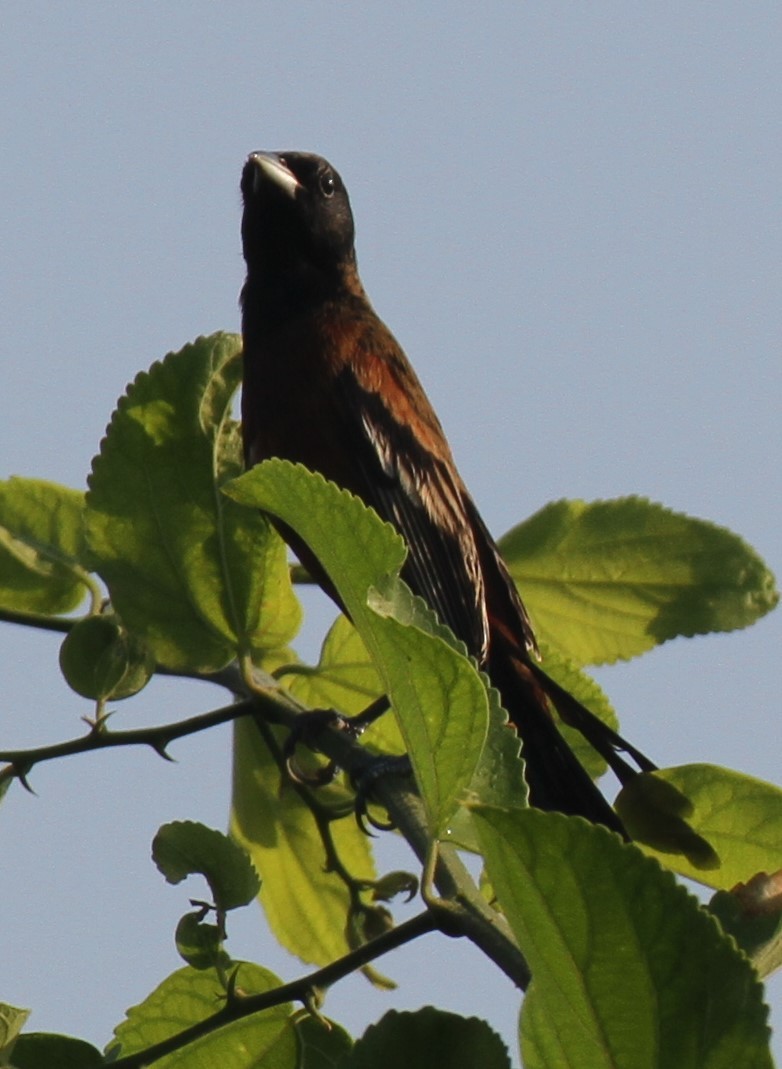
xmin=0 ymin=606 xmax=74 ymax=633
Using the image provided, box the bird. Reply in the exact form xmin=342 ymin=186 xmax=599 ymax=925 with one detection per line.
xmin=239 ymin=150 xmax=654 ymax=834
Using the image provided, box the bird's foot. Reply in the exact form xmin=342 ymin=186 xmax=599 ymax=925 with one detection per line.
xmin=352 ymin=753 xmax=413 ymax=834
xmin=283 ymin=696 xmax=391 ymax=786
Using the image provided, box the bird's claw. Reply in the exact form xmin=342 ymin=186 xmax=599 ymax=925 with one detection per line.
xmin=284 ymin=706 xmax=375 ymax=786
xmin=352 ymin=754 xmax=413 ymax=835
xmin=283 ymin=708 xmax=343 ymax=786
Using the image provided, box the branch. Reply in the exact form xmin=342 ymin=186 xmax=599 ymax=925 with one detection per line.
xmin=0 ymin=693 xmax=285 ymax=782
xmin=108 ymin=912 xmax=439 ymax=1068
xmin=1 ymin=664 xmax=530 ymax=1004
xmin=0 ymin=666 xmax=305 ymax=780
xmin=371 ymin=774 xmax=530 ymax=989
xmin=0 ymin=702 xmax=252 ymax=776
xmin=274 ymin=709 xmax=530 ymax=989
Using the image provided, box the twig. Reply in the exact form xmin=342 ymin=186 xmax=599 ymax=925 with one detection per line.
xmin=0 ymin=698 xmax=259 ymax=775
xmin=107 ymin=911 xmax=439 ymax=1067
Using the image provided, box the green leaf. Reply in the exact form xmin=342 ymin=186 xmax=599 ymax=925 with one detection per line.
xmin=107 ymin=963 xmax=295 ymax=1067
xmin=85 ymin=334 xmax=301 ymax=672
xmin=0 ymin=1002 xmax=30 ymax=1064
xmin=473 ymin=806 xmax=772 ymax=1069
xmin=152 ymin=821 xmax=261 ymax=911
xmin=370 ymin=870 xmax=419 ymax=903
xmin=175 ymin=912 xmax=230 ymax=971
xmin=618 ymin=765 xmax=782 ymax=890
xmin=0 ymin=478 xmax=91 ymax=615
xmin=294 ymin=1015 xmax=353 ymax=1068
xmin=341 ymin=1008 xmax=511 ymax=1069
xmin=281 ymin=613 xmax=384 ymax=716
xmin=225 ymin=460 xmax=489 ymax=837
xmin=499 ymin=497 xmax=779 ymax=666
xmin=231 ymin=718 xmax=376 ymax=967
xmin=58 ymin=613 xmax=154 ymax=700
xmin=441 ymin=671 xmax=528 ymax=852
xmin=8 ymin=1033 xmax=103 ymax=1068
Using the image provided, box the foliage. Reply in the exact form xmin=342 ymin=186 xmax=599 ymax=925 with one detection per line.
xmin=0 ymin=334 xmax=779 ymax=1067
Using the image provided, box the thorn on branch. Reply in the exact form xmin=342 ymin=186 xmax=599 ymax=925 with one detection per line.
xmin=150 ymin=739 xmax=176 ymax=761
xmin=81 ymin=706 xmax=115 ymax=733
xmin=224 ymin=964 xmax=242 ymax=1006
xmin=16 ymin=765 xmax=36 ymax=794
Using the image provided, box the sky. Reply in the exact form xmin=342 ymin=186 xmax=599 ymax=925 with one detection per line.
xmin=1 ymin=3 xmax=780 ymax=1062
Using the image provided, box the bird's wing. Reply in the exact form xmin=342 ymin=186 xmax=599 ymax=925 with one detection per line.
xmin=333 ymin=363 xmax=491 ymax=660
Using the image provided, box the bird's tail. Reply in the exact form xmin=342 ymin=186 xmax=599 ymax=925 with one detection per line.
xmin=489 ymin=642 xmax=655 ymax=837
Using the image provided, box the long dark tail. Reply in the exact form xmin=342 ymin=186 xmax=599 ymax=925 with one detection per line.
xmin=488 ymin=642 xmax=649 ymax=837
xmin=464 ymin=498 xmax=654 ymax=834
xmin=527 ymin=660 xmax=657 ymax=779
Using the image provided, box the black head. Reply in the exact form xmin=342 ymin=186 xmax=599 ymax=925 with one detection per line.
xmin=241 ymin=152 xmax=356 ymax=289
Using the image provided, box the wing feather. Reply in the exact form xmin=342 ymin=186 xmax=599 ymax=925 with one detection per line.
xmin=334 ymin=370 xmax=490 ymax=660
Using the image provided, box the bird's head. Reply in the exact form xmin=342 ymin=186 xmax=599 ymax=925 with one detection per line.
xmin=241 ymin=151 xmax=356 ymax=284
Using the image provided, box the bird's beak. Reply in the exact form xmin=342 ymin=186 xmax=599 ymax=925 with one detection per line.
xmin=246 ymin=152 xmax=300 ymax=199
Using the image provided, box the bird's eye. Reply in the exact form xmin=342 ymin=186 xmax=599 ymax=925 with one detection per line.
xmin=319 ymin=172 xmax=336 ymax=198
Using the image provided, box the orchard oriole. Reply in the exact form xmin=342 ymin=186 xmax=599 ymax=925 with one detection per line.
xmin=240 ymin=151 xmax=653 ymax=834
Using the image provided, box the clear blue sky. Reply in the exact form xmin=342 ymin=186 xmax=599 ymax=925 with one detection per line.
xmin=1 ymin=4 xmax=780 ymax=1060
